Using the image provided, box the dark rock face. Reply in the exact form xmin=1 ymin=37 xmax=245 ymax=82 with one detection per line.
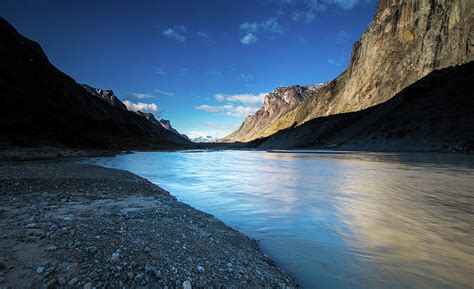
xmin=0 ymin=17 xmax=190 ymax=149
xmin=133 ymin=112 xmax=189 ymax=144
xmin=220 ymin=83 xmax=327 ymax=142
xmin=225 ymin=0 xmax=473 ymax=142
xmin=80 ymin=84 xmax=127 ymax=111
xmin=257 ymin=62 xmax=474 ymax=152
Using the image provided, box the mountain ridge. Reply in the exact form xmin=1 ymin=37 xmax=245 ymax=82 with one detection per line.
xmin=0 ymin=17 xmax=190 ymax=149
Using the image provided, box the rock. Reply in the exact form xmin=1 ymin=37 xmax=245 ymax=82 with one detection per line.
xmin=126 ymin=272 xmax=134 ymax=280
xmin=83 ymin=282 xmax=93 ymax=289
xmin=197 ymin=265 xmax=205 ymax=273
xmin=46 ymin=245 xmax=57 ymax=251
xmin=67 ymin=277 xmax=78 ymax=286
xmin=182 ymin=280 xmax=192 ymax=289
xmin=36 ymin=266 xmax=45 ymax=274
xmin=25 ymin=223 xmax=38 ymax=229
xmin=85 ymin=246 xmax=98 ymax=254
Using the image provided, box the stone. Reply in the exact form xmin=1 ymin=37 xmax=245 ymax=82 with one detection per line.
xmin=86 ymin=246 xmax=98 ymax=254
xmin=67 ymin=277 xmax=78 ymax=286
xmin=36 ymin=266 xmax=45 ymax=274
xmin=182 ymin=280 xmax=192 ymax=289
xmin=83 ymin=282 xmax=93 ymax=289
xmin=197 ymin=265 xmax=205 ymax=273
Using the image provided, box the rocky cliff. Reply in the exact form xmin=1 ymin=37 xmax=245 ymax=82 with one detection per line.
xmin=256 ymin=61 xmax=474 ymax=152
xmin=80 ymin=84 xmax=127 ymax=111
xmin=224 ymin=0 xmax=473 ymax=142
xmin=220 ymin=83 xmax=327 ymax=142
xmin=0 ymin=17 xmax=190 ymax=149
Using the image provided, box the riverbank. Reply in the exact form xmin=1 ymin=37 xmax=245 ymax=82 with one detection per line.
xmin=0 ymin=159 xmax=297 ymax=288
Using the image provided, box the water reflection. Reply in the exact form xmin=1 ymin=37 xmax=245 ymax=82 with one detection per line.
xmin=86 ymin=151 xmax=474 ymax=289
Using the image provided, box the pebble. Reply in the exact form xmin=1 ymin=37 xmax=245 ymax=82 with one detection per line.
xmin=25 ymin=223 xmax=38 ymax=229
xmin=197 ymin=265 xmax=205 ymax=273
xmin=83 ymin=282 xmax=93 ymax=289
xmin=67 ymin=277 xmax=78 ymax=286
xmin=46 ymin=245 xmax=58 ymax=251
xmin=183 ymin=280 xmax=192 ymax=289
xmin=126 ymin=272 xmax=134 ymax=280
xmin=35 ymin=266 xmax=45 ymax=274
xmin=86 ymin=246 xmax=98 ymax=254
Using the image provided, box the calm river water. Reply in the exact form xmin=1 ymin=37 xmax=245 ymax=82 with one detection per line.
xmin=87 ymin=150 xmax=474 ymax=289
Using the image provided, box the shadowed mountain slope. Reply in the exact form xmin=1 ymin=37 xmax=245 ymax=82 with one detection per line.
xmin=257 ymin=62 xmax=474 ymax=152
xmin=0 ymin=17 xmax=191 ymax=149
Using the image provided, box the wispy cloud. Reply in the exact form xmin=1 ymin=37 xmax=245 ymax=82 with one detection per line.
xmin=195 ymin=104 xmax=259 ymax=117
xmin=197 ymin=31 xmax=211 ymax=43
xmin=290 ymin=0 xmax=371 ymax=23
xmin=206 ymin=69 xmax=222 ymax=78
xmin=162 ymin=26 xmax=187 ymax=42
xmin=336 ymin=30 xmax=350 ymax=43
xmin=240 ymin=17 xmax=283 ymax=44
xmin=241 ymin=33 xmax=258 ymax=45
xmin=328 ymin=57 xmax=346 ymax=66
xmin=214 ymin=92 xmax=266 ymax=106
xmin=239 ymin=73 xmax=254 ymax=82
xmin=132 ymin=93 xmax=154 ymax=99
xmin=155 ymin=67 xmax=166 ymax=76
xmin=177 ymin=68 xmax=189 ymax=75
xmin=153 ymin=88 xmax=174 ymax=97
xmin=195 ymin=91 xmax=267 ymax=117
xmin=123 ymin=100 xmax=158 ymax=112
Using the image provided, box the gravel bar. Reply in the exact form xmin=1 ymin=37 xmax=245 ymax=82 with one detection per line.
xmin=0 ymin=160 xmax=297 ymax=288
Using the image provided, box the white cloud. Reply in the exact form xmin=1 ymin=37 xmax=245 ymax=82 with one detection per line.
xmin=132 ymin=93 xmax=154 ymax=99
xmin=195 ymin=104 xmax=259 ymax=117
xmin=239 ymin=73 xmax=254 ymax=82
xmin=214 ymin=92 xmax=266 ymax=106
xmin=240 ymin=18 xmax=283 ymax=34
xmin=289 ymin=0 xmax=370 ymax=23
xmin=241 ymin=33 xmax=258 ymax=45
xmin=153 ymin=88 xmax=174 ymax=97
xmin=162 ymin=26 xmax=187 ymax=42
xmin=197 ymin=31 xmax=211 ymax=42
xmin=155 ymin=67 xmax=166 ymax=76
xmin=123 ymin=100 xmax=158 ymax=112
xmin=177 ymin=68 xmax=189 ymax=75
xmin=239 ymin=17 xmax=283 ymax=45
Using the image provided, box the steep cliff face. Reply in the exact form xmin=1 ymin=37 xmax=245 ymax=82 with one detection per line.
xmin=257 ymin=61 xmax=474 ymax=152
xmin=225 ymin=0 xmax=473 ymax=142
xmin=220 ymin=83 xmax=327 ymax=142
xmin=80 ymin=84 xmax=127 ymax=111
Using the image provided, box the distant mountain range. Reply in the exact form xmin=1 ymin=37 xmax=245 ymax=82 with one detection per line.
xmin=222 ymin=0 xmax=474 ymax=152
xmin=191 ymin=135 xmax=219 ymax=143
xmin=0 ymin=17 xmax=190 ymax=150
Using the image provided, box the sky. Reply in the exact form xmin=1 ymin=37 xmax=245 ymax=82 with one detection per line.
xmin=1 ymin=0 xmax=378 ymax=139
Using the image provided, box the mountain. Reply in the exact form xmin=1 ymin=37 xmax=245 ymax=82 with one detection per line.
xmin=134 ymin=112 xmax=190 ymax=144
xmin=192 ymin=136 xmax=219 ymax=143
xmin=80 ymin=84 xmax=127 ymax=110
xmin=256 ymin=62 xmax=474 ymax=152
xmin=0 ymin=17 xmax=190 ymax=149
xmin=224 ymin=0 xmax=473 ymax=142
xmin=220 ymin=83 xmax=327 ymax=142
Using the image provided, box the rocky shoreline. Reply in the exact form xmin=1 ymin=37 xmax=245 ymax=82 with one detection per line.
xmin=0 ymin=159 xmax=297 ymax=288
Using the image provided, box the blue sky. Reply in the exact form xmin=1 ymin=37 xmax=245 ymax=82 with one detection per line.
xmin=1 ymin=0 xmax=378 ymax=139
